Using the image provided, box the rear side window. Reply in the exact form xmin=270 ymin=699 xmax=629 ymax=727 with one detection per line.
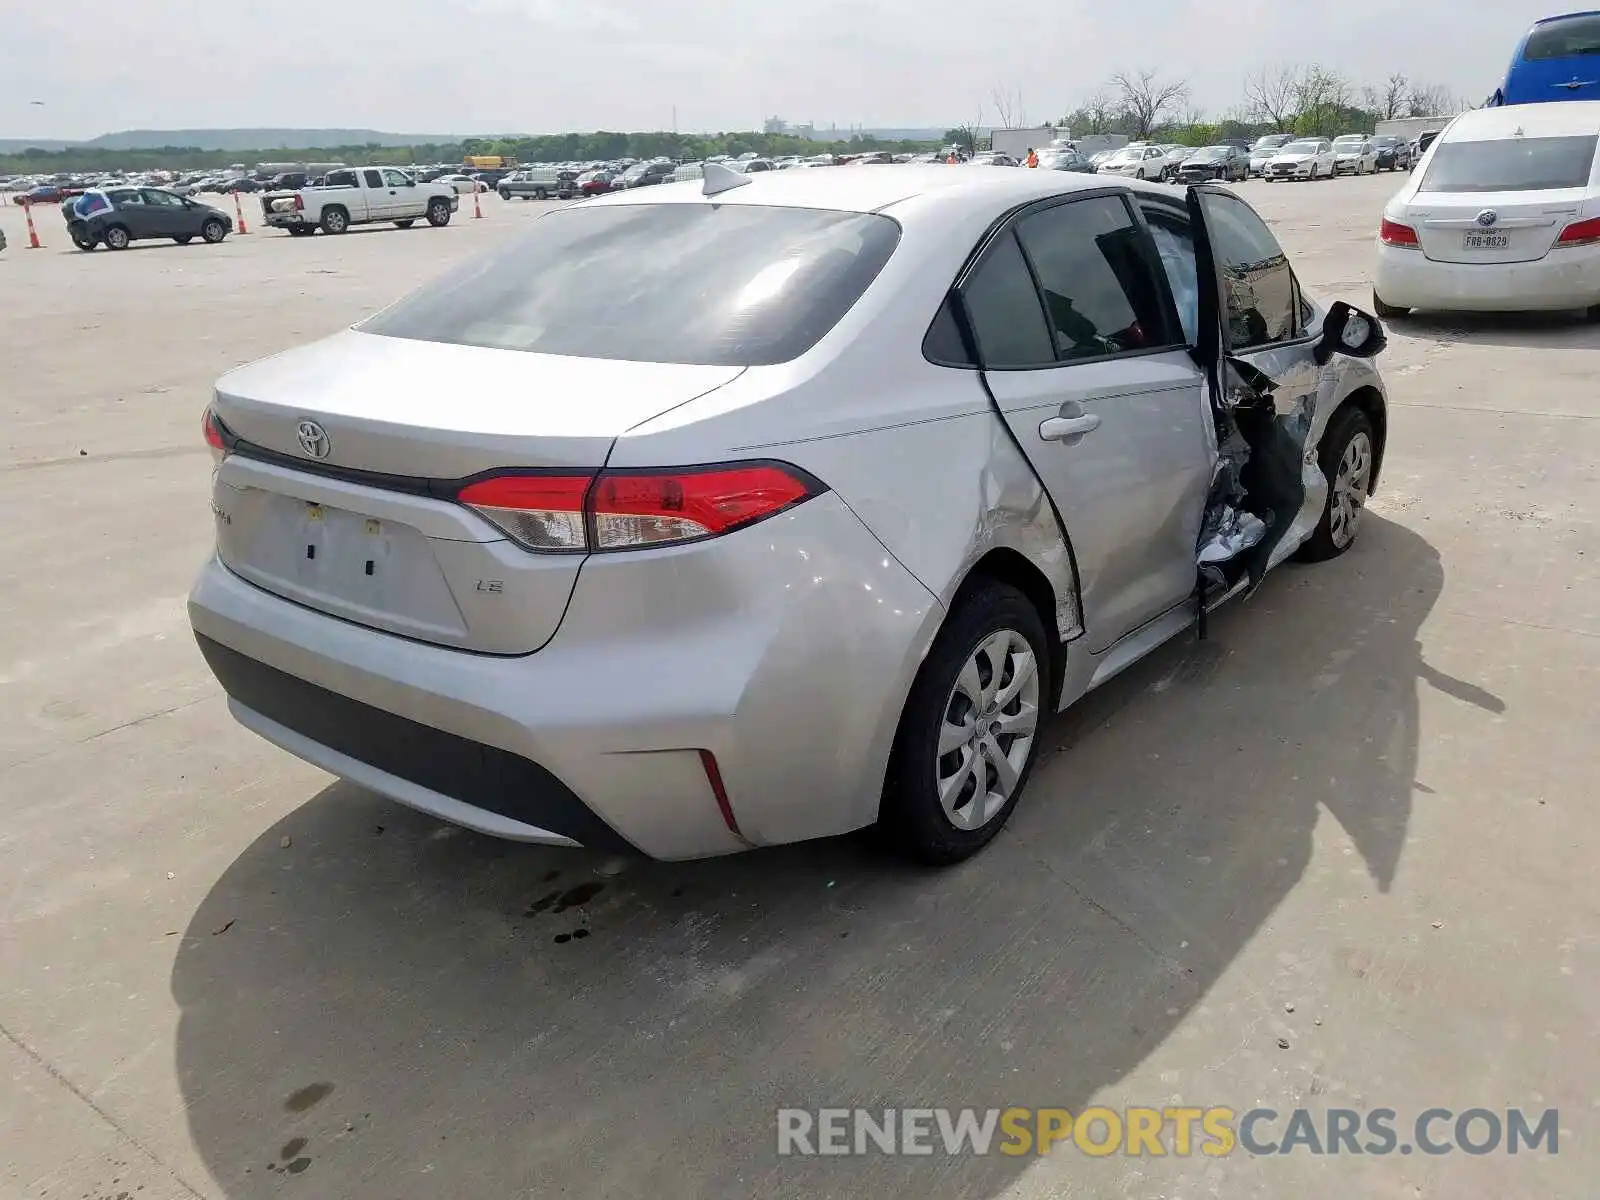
xmin=1420 ymin=136 xmax=1598 ymax=191
xmin=361 ymin=204 xmax=900 ymax=366
xmin=1523 ymin=14 xmax=1600 ymax=60
xmin=959 ymin=233 xmax=1056 ymax=368
xmin=1015 ymin=196 xmax=1175 ymax=360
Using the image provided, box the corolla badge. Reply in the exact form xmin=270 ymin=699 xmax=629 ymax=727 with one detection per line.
xmin=1476 ymin=210 xmax=1498 ymax=227
xmin=296 ymin=419 xmax=331 ymax=459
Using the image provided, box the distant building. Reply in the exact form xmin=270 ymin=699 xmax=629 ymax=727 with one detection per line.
xmin=763 ymin=117 xmax=788 ymax=135
xmin=1374 ymin=115 xmax=1455 ymax=141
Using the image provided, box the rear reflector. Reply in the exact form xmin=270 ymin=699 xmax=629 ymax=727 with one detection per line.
xmin=1379 ymin=217 xmax=1420 ymax=247
xmin=455 ymin=462 xmax=821 ymax=553
xmin=698 ymin=749 xmax=747 ymax=840
xmin=1556 ymin=216 xmax=1600 ymax=247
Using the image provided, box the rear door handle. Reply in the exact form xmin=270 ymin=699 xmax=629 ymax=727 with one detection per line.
xmin=1039 ymin=412 xmax=1102 ymax=443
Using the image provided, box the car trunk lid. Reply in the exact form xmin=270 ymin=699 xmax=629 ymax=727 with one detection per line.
xmin=210 ymin=330 xmax=742 ymax=653
xmin=1411 ymin=189 xmax=1585 ymax=264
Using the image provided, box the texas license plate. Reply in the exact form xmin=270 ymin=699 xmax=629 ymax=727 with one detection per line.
xmin=1462 ymin=231 xmax=1509 ymax=250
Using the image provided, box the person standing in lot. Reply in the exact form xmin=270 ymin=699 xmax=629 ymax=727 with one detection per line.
xmin=1026 ymin=147 xmax=1039 ymax=168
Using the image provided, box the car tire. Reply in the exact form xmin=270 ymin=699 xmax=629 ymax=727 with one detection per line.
xmin=320 ymin=207 xmax=349 ymax=235
xmin=880 ymin=580 xmax=1049 ymax=865
xmin=426 ymin=198 xmax=452 ymax=227
xmin=70 ymin=225 xmax=97 ymax=251
xmin=103 ymin=225 xmax=130 ymax=250
xmin=173 ymin=235 xmax=193 ymax=245
xmin=201 ymin=218 xmax=227 ymax=244
xmin=394 ymin=219 xmax=415 ymax=228
xmin=1296 ymin=405 xmax=1377 ymax=563
xmin=1372 ymin=291 xmax=1409 ymax=320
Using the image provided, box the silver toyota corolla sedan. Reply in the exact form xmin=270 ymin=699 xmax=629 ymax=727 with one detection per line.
xmin=190 ymin=164 xmax=1390 ymax=864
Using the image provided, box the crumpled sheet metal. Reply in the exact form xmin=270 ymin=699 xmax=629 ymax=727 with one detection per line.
xmin=1197 ymin=506 xmax=1268 ymax=566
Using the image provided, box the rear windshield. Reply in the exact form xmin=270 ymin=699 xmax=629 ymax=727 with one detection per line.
xmin=360 ymin=203 xmax=901 ymax=366
xmin=1523 ymin=13 xmax=1600 ymax=60
xmin=1420 ymin=135 xmax=1598 ymax=192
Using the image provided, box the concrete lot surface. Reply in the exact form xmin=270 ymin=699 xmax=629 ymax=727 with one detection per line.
xmin=2 ymin=175 xmax=1597 ymax=1199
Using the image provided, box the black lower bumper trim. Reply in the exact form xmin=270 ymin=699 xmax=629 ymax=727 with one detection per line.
xmin=195 ymin=633 xmax=634 ymax=854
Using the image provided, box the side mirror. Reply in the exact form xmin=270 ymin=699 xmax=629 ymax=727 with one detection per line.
xmin=1314 ymin=300 xmax=1387 ymax=365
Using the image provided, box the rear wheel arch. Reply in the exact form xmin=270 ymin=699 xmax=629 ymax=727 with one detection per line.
xmin=950 ymin=547 xmax=1069 ymax=710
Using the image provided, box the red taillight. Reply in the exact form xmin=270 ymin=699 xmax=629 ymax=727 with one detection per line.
xmin=455 ymin=463 xmax=820 ymax=552
xmin=1379 ymin=217 xmax=1419 ymax=247
xmin=1556 ymin=215 xmax=1600 ymax=247
xmin=202 ymin=406 xmax=226 ymax=463
xmin=456 ymin=473 xmax=592 ymax=551
xmin=590 ymin=465 xmax=815 ymax=549
xmin=294 ymin=194 xmax=304 ymax=211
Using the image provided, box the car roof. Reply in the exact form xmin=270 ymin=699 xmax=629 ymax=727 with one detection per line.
xmin=582 ymin=164 xmax=1167 ymax=216
xmin=1443 ymin=101 xmax=1600 ymax=141
xmin=1529 ymin=8 xmax=1600 ymax=28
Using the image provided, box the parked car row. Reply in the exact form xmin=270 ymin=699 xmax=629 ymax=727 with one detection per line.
xmin=1255 ymin=132 xmax=1422 ymax=181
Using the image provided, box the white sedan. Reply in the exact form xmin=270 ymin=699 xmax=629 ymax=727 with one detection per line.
xmin=1331 ymin=136 xmax=1379 ymax=175
xmin=1373 ymin=101 xmax=1600 ymax=319
xmin=1263 ymin=139 xmax=1336 ymax=181
xmin=1095 ymin=145 xmax=1169 ymax=181
xmin=435 ymin=174 xmax=490 ymax=194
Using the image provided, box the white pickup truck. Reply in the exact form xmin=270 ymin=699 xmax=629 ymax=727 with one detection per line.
xmin=260 ymin=167 xmax=459 ymax=236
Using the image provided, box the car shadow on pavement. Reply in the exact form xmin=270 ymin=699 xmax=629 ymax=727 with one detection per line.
xmin=1392 ymin=310 xmax=1597 ymax=350
xmin=171 ymin=515 xmax=1475 ymax=1199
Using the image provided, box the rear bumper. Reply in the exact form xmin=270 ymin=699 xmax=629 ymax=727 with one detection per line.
xmin=1374 ymin=242 xmax=1600 ymax=311
xmin=189 ymin=491 xmax=942 ymax=860
xmin=197 ymin=633 xmax=624 ymax=851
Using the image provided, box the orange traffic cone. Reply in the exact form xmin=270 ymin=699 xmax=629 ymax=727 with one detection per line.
xmin=22 ymin=198 xmax=42 ymax=248
xmin=233 ymin=190 xmax=249 ymax=234
xmin=473 ymin=187 xmax=483 ymax=219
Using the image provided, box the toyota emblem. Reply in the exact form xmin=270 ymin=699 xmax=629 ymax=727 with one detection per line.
xmin=295 ymin=419 xmax=331 ymax=459
xmin=1476 ymin=210 xmax=1498 ymax=227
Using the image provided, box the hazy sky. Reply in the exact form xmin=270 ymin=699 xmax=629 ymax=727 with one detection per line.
xmin=0 ymin=0 xmax=1568 ymax=139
